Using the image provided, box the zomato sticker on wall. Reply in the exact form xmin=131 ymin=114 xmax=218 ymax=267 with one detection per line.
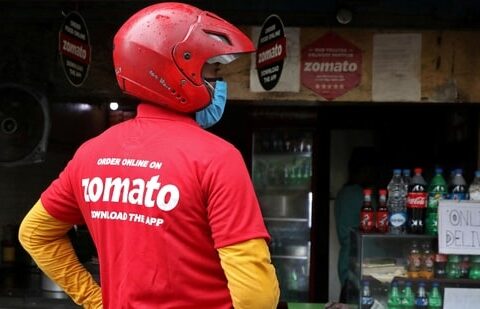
xmin=301 ymin=31 xmax=362 ymax=100
xmin=58 ymin=11 xmax=91 ymax=87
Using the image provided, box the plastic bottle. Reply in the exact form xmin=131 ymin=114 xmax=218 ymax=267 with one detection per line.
xmin=420 ymin=242 xmax=434 ymax=279
xmin=403 ymin=168 xmax=412 ymax=191
xmin=387 ymin=281 xmax=402 ymax=309
xmin=446 ymin=255 xmax=461 ymax=279
xmin=360 ymin=279 xmax=374 ymax=309
xmin=401 ymin=281 xmax=415 ymax=309
xmin=459 ymin=255 xmax=470 ymax=278
xmin=387 ymin=169 xmax=407 ymax=234
xmin=449 ymin=168 xmax=468 ymax=201
xmin=434 ymin=253 xmax=448 ymax=279
xmin=468 ymin=255 xmax=480 ymax=280
xmin=428 ymin=282 xmax=442 ymax=309
xmin=426 ymin=168 xmax=447 ymax=235
xmin=360 ymin=188 xmax=375 ymax=233
xmin=469 ymin=170 xmax=480 ymax=201
xmin=415 ymin=282 xmax=429 ymax=308
xmin=406 ymin=168 xmax=428 ymax=234
xmin=407 ymin=241 xmax=421 ymax=279
xmin=376 ymin=189 xmax=389 ymax=233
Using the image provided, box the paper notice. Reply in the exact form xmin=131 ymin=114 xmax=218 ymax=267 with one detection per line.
xmin=372 ymin=33 xmax=421 ymax=102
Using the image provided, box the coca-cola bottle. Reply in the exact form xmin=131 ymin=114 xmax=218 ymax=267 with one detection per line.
xmin=360 ymin=188 xmax=375 ymax=233
xmin=407 ymin=167 xmax=427 ymax=234
xmin=375 ymin=189 xmax=389 ymax=233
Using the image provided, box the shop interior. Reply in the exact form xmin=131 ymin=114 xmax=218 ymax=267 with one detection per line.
xmin=2 ymin=0 xmax=480 ymax=307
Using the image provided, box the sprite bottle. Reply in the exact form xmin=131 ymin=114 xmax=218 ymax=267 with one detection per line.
xmin=387 ymin=281 xmax=402 ymax=309
xmin=401 ymin=281 xmax=415 ymax=309
xmin=428 ymin=282 xmax=442 ymax=309
xmin=426 ymin=168 xmax=447 ymax=235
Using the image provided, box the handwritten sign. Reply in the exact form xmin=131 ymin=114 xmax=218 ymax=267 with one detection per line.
xmin=444 ymin=288 xmax=480 ymax=309
xmin=438 ymin=200 xmax=480 ymax=254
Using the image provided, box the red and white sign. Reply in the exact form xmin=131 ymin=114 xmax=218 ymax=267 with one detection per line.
xmin=301 ymin=31 xmax=362 ymax=100
xmin=255 ymin=15 xmax=287 ymax=91
xmin=59 ymin=11 xmax=91 ymax=87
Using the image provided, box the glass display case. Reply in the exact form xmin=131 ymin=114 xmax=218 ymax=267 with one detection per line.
xmin=252 ymin=129 xmax=313 ymax=302
xmin=346 ymin=230 xmax=480 ymax=308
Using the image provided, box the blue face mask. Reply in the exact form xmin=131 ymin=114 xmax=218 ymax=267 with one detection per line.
xmin=195 ymin=80 xmax=227 ymax=129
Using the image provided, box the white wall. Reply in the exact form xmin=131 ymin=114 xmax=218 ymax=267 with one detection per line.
xmin=328 ymin=129 xmax=374 ymax=301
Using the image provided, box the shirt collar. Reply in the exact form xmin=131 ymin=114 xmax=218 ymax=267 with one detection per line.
xmin=136 ymin=102 xmax=198 ymax=126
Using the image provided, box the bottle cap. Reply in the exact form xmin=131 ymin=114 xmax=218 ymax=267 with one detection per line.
xmin=393 ymin=169 xmax=401 ymax=175
xmin=363 ymin=188 xmax=372 ymax=195
xmin=379 ymin=189 xmax=387 ymax=196
xmin=435 ymin=253 xmax=448 ymax=262
xmin=448 ymin=255 xmax=461 ymax=262
xmin=414 ymin=167 xmax=423 ymax=174
xmin=402 ymin=169 xmax=411 ymax=176
xmin=435 ymin=167 xmax=444 ymax=174
xmin=475 ymin=170 xmax=480 ymax=178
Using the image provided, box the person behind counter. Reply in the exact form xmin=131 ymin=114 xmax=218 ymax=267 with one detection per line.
xmin=334 ymin=147 xmax=379 ymax=302
xmin=18 ymin=2 xmax=279 ymax=308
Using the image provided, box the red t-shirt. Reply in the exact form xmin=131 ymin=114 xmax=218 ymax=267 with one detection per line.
xmin=41 ymin=103 xmax=270 ymax=309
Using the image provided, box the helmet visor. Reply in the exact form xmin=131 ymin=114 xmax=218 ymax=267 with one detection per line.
xmin=205 ymin=33 xmax=240 ymax=64
xmin=206 ymin=54 xmax=239 ymax=64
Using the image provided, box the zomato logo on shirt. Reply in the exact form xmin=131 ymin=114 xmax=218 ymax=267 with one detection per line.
xmin=81 ymin=175 xmax=180 ymax=211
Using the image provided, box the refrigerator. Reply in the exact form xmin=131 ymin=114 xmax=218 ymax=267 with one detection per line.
xmin=211 ymin=105 xmax=330 ymax=303
xmin=251 ymin=129 xmax=314 ymax=302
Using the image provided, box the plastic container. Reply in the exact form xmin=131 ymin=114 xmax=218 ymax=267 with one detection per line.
xmin=449 ymin=168 xmax=468 ymax=200
xmin=469 ymin=170 xmax=480 ymax=201
xmin=406 ymin=167 xmax=427 ymax=234
xmin=446 ymin=255 xmax=461 ymax=279
xmin=387 ymin=169 xmax=407 ymax=234
xmin=426 ymin=168 xmax=447 ymax=235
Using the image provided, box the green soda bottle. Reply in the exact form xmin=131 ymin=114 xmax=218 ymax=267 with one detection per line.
xmin=401 ymin=281 xmax=415 ymax=309
xmin=428 ymin=282 xmax=442 ymax=309
xmin=426 ymin=168 xmax=447 ymax=235
xmin=468 ymin=255 xmax=480 ymax=280
xmin=387 ymin=281 xmax=402 ymax=309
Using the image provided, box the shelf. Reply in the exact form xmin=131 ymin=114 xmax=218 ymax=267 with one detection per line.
xmin=264 ymin=217 xmax=308 ymax=222
xmin=272 ymin=255 xmax=309 ymax=260
xmin=392 ymin=276 xmax=480 ymax=286
xmin=255 ymin=185 xmax=311 ymax=191
xmin=254 ymin=152 xmax=312 ymax=158
xmin=356 ymin=232 xmax=437 ymax=240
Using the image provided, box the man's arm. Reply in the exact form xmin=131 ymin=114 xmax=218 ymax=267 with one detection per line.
xmin=218 ymin=238 xmax=280 ymax=309
xmin=18 ymin=200 xmax=102 ymax=309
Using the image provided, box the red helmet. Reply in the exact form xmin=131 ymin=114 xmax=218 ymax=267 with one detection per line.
xmin=113 ymin=2 xmax=255 ymax=113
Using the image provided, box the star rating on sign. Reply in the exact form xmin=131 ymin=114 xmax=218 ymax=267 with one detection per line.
xmin=315 ymin=83 xmax=345 ymax=90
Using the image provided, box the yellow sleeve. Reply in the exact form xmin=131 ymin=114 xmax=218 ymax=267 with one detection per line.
xmin=218 ymin=238 xmax=280 ymax=309
xmin=18 ymin=199 xmax=102 ymax=309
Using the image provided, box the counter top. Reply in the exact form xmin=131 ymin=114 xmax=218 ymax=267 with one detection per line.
xmin=287 ymin=303 xmax=324 ymax=309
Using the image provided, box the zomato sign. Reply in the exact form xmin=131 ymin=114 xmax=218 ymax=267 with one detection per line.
xmin=301 ymin=31 xmax=362 ymax=100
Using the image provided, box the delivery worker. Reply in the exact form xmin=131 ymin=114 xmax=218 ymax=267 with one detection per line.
xmin=18 ymin=2 xmax=279 ymax=308
xmin=334 ymin=146 xmax=378 ymax=302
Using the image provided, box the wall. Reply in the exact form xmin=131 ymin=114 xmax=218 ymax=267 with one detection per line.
xmin=225 ymin=28 xmax=480 ymax=103
xmin=3 ymin=11 xmax=480 ymax=105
